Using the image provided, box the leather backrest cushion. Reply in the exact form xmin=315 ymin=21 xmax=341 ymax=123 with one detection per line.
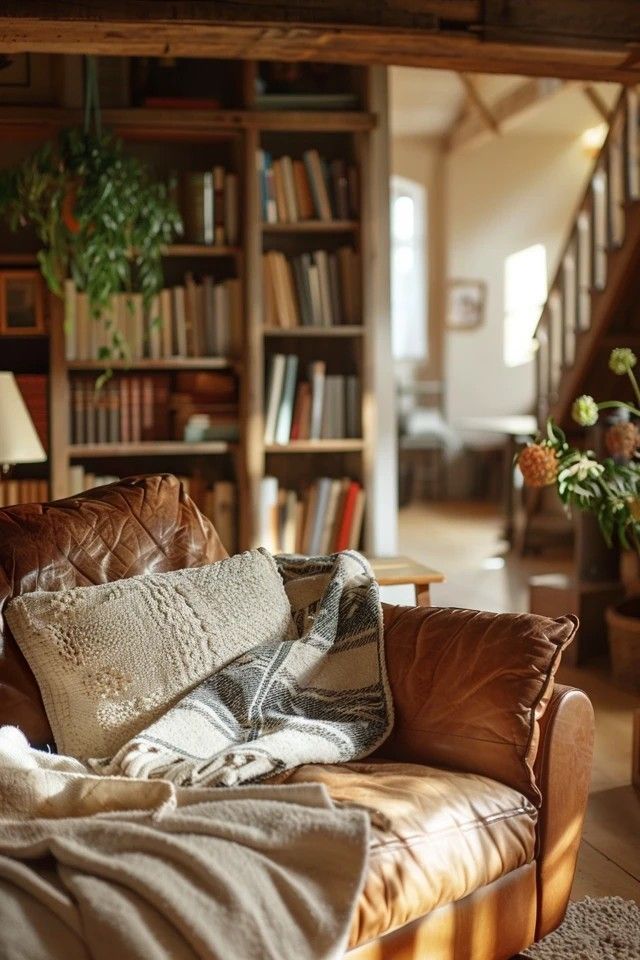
xmin=0 ymin=474 xmax=228 ymax=745
xmin=380 ymin=604 xmax=578 ymax=805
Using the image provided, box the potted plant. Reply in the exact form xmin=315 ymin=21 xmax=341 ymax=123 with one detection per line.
xmin=0 ymin=58 xmax=181 ymax=376
xmin=518 ymin=347 xmax=640 ymax=688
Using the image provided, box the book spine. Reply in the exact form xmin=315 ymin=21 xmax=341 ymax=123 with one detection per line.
xmin=224 ymin=172 xmax=239 ymax=247
xmin=274 ymin=354 xmax=299 ymax=445
xmin=264 ymin=353 xmax=287 ymax=445
xmin=213 ymin=165 xmax=226 ymax=245
xmin=309 ymin=361 xmax=326 ymax=441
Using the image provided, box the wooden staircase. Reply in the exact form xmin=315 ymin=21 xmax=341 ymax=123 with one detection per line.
xmin=535 ymin=87 xmax=640 ymax=428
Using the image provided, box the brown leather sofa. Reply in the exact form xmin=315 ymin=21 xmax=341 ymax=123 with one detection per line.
xmin=0 ymin=474 xmax=594 ymax=960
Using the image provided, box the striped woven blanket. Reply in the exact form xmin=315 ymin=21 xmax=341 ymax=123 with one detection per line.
xmin=92 ymin=551 xmax=393 ymax=787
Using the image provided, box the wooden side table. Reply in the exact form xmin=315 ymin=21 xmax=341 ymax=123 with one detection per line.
xmin=369 ymin=555 xmax=445 ymax=607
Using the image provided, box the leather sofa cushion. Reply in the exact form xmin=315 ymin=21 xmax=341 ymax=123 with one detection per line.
xmin=379 ymin=605 xmax=577 ymax=805
xmin=276 ymin=760 xmax=537 ymax=949
xmin=0 ymin=474 xmax=228 ymax=746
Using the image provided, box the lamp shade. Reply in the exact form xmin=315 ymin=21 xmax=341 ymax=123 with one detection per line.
xmin=0 ymin=372 xmax=46 ymax=468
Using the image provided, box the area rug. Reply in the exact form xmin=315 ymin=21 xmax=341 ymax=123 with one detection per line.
xmin=522 ymin=897 xmax=640 ymax=959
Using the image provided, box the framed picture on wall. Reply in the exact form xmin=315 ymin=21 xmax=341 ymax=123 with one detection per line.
xmin=446 ymin=279 xmax=486 ymax=331
xmin=0 ymin=271 xmax=46 ymax=336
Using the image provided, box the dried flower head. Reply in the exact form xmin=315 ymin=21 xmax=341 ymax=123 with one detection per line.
xmin=571 ymin=395 xmax=599 ymax=427
xmin=609 ymin=347 xmax=637 ymax=376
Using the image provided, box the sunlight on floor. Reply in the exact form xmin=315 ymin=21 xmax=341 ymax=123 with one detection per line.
xmin=398 ymin=500 xmax=571 ymax=613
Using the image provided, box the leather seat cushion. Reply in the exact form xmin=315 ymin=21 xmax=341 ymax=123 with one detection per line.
xmin=0 ymin=474 xmax=228 ymax=745
xmin=275 ymin=760 xmax=537 ymax=949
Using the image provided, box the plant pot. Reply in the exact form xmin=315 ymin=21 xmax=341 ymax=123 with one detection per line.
xmin=606 ymin=597 xmax=640 ymax=691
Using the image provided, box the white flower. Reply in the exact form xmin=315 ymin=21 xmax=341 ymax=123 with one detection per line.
xmin=559 ymin=455 xmax=605 ymax=483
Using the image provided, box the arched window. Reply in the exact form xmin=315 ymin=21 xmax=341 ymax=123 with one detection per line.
xmin=390 ymin=176 xmax=427 ymax=361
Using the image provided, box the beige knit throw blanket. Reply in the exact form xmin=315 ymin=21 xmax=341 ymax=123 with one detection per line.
xmin=92 ymin=551 xmax=392 ymax=788
xmin=0 ymin=727 xmax=369 ymax=960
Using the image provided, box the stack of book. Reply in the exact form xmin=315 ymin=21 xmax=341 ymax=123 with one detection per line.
xmin=15 ymin=375 xmax=48 ymax=452
xmin=64 ymin=276 xmax=241 ymax=362
xmin=258 ymin=149 xmax=358 ymax=223
xmin=258 ymin=476 xmax=365 ymax=554
xmin=264 ymin=355 xmax=361 ymax=444
xmin=263 ymin=247 xmax=361 ymax=328
xmin=181 ymin=168 xmax=239 ymax=246
xmin=0 ymin=478 xmax=49 ymax=508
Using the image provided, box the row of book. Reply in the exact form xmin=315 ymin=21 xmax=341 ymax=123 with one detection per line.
xmin=264 ymin=355 xmax=360 ymax=444
xmin=258 ymin=476 xmax=365 ymax=554
xmin=179 ymin=168 xmax=239 ymax=247
xmin=66 ymin=468 xmax=237 ymax=555
xmin=69 ymin=371 xmax=238 ymax=445
xmin=258 ymin=150 xmax=359 ymax=223
xmin=263 ymin=248 xmax=361 ymax=328
xmin=64 ymin=276 xmax=241 ymax=362
xmin=0 ymin=479 xmax=49 ymax=509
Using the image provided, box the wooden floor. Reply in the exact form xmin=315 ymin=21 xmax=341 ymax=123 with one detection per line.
xmin=399 ymin=501 xmax=640 ymax=905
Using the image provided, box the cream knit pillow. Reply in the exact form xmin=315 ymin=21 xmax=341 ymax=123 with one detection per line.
xmin=6 ymin=549 xmax=294 ymax=759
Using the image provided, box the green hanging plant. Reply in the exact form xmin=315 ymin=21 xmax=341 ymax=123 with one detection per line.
xmin=0 ymin=57 xmax=182 ymax=369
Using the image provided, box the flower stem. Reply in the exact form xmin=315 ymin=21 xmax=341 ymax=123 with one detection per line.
xmin=628 ymin=368 xmax=640 ymax=409
xmin=596 ymin=400 xmax=640 ymax=418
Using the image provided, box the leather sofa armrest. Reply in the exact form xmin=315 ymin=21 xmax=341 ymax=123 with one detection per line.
xmin=533 ymin=683 xmax=594 ymax=940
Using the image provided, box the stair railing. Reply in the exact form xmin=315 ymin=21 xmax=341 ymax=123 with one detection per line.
xmin=534 ymin=87 xmax=638 ymax=424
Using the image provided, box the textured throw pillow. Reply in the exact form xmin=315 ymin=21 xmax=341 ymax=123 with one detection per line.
xmin=6 ymin=549 xmax=294 ymax=759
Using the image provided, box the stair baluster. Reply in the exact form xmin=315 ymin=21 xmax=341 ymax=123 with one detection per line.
xmin=625 ymin=87 xmax=639 ymax=201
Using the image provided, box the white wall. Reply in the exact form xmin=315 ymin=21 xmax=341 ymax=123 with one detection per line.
xmin=445 ymin=133 xmax=595 ymax=433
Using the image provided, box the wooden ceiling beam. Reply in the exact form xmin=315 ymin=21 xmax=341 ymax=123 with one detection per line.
xmin=446 ymin=77 xmax=567 ymax=152
xmin=581 ymin=84 xmax=614 ymax=122
xmin=459 ymin=74 xmax=500 ymax=135
xmin=1 ymin=4 xmax=640 ymax=83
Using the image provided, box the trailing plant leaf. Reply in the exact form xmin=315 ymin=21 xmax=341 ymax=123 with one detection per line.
xmin=0 ymin=126 xmax=182 ymax=368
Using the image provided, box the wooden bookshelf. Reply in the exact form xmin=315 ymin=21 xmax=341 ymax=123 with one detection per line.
xmin=0 ymin=57 xmax=388 ymax=554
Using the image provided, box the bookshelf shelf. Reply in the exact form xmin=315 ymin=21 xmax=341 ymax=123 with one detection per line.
xmin=265 ymin=440 xmax=365 ymax=454
xmin=162 ymin=245 xmax=242 ymax=258
xmin=0 ymin=253 xmax=39 ymax=266
xmin=67 ymin=358 xmax=237 ymax=371
xmin=263 ymin=326 xmax=364 ymax=338
xmin=69 ymin=441 xmax=231 ymax=458
xmin=0 ymin=107 xmax=375 ymax=137
xmin=261 ymin=221 xmax=359 ymax=234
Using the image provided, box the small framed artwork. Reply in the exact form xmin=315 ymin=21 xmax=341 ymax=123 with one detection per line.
xmin=446 ymin=279 xmax=486 ymax=331
xmin=0 ymin=271 xmax=46 ymax=336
